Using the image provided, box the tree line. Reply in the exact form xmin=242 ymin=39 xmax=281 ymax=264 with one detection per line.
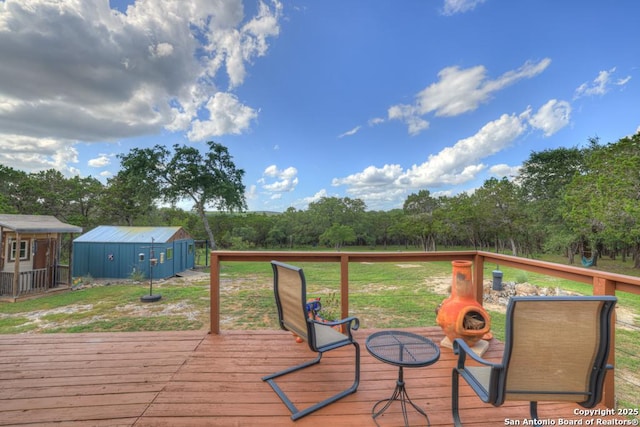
xmin=1 ymin=132 xmax=639 ymax=267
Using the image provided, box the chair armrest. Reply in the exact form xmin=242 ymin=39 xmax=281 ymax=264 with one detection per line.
xmin=453 ymin=338 xmax=501 ymax=370
xmin=311 ymin=316 xmax=360 ymax=331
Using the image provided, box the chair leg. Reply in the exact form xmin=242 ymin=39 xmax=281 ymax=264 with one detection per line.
xmin=263 ymin=341 xmax=360 ymax=421
xmin=452 ymin=368 xmax=463 ymax=427
xmin=262 ymin=353 xmax=323 ymax=417
xmin=290 ymin=341 xmax=360 ymax=420
xmin=529 ymin=401 xmax=539 ymax=421
xmin=262 ymin=352 xmax=322 ymax=382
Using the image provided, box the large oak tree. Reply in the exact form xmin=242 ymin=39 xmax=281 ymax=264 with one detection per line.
xmin=116 ymin=141 xmax=246 ymax=249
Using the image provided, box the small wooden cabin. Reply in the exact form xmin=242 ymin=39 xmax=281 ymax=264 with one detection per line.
xmin=0 ymin=214 xmax=83 ymax=300
xmin=72 ymin=226 xmax=196 ymax=280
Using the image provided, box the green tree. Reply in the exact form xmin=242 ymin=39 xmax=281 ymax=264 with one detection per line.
xmin=117 ymin=141 xmax=246 ymax=248
xmin=0 ymin=165 xmax=27 ymax=213
xmin=563 ymin=133 xmax=640 ymax=266
xmin=0 ymin=193 xmax=16 ymax=214
xmin=473 ymin=177 xmax=527 ymax=255
xmin=266 ymin=225 xmax=287 ymax=248
xmin=306 ymin=197 xmax=366 ymax=244
xmin=30 ymin=170 xmax=69 ymax=218
xmin=319 ymin=223 xmax=356 ymax=250
xmin=0 ymin=165 xmax=41 ymax=214
xmin=403 ymin=190 xmax=441 ymax=251
xmin=518 ymin=145 xmax=588 ymax=262
xmin=440 ymin=193 xmax=483 ymax=249
xmin=101 ymin=172 xmax=156 ymax=225
xmin=366 ymin=209 xmax=402 ymax=248
xmin=64 ymin=176 xmax=104 ymax=228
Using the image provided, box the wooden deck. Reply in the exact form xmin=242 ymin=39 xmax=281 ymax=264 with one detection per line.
xmin=0 ymin=327 xmax=625 ymax=426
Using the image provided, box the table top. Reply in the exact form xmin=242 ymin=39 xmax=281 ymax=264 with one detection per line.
xmin=366 ymin=330 xmax=440 ymax=368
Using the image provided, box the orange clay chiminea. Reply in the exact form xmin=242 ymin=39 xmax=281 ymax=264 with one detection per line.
xmin=436 ymin=260 xmax=491 ymax=349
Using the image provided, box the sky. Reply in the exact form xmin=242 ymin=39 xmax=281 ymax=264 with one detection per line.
xmin=1 ymin=0 xmax=639 ymax=212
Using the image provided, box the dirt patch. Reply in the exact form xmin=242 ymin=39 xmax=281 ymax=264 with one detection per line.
xmin=116 ymin=301 xmax=201 ymax=321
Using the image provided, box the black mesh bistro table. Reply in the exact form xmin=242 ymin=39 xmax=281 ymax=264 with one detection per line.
xmin=366 ymin=330 xmax=440 ymax=426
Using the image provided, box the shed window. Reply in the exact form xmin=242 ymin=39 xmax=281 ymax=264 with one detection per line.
xmin=9 ymin=240 xmax=29 ymax=261
xmin=167 ymin=248 xmax=173 ymax=259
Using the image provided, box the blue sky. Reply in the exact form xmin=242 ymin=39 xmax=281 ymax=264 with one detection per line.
xmin=1 ymin=0 xmax=638 ymax=212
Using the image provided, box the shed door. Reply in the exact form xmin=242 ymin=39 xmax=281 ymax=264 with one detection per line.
xmin=34 ymin=238 xmax=56 ymax=288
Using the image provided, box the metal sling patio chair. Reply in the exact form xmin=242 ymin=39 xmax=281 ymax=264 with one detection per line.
xmin=452 ymin=295 xmax=617 ymax=426
xmin=262 ymin=261 xmax=361 ymax=421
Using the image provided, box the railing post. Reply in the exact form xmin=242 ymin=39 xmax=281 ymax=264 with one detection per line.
xmin=594 ymin=276 xmax=616 ymax=408
xmin=473 ymin=253 xmax=485 ymax=305
xmin=340 ymin=254 xmax=349 ymax=319
xmin=210 ymin=251 xmax=220 ymax=335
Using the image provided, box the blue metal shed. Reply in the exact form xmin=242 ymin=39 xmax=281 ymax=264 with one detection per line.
xmin=72 ymin=226 xmax=195 ymax=280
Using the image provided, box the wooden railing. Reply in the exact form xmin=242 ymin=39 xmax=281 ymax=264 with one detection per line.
xmin=0 ymin=271 xmax=12 ymax=296
xmin=0 ymin=269 xmax=47 ymax=297
xmin=210 ymin=250 xmax=640 ymax=408
xmin=0 ymin=265 xmax=72 ymax=298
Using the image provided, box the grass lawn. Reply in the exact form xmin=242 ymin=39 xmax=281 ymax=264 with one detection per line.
xmin=0 ymin=279 xmax=210 ymax=333
xmin=1 ymin=252 xmax=638 ymax=411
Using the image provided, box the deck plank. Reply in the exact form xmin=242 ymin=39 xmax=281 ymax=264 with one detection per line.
xmin=0 ymin=328 xmax=627 ymax=426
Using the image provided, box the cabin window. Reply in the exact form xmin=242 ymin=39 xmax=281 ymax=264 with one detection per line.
xmin=167 ymin=248 xmax=173 ymax=260
xmin=188 ymin=243 xmax=194 ymax=254
xmin=9 ymin=240 xmax=29 ymax=261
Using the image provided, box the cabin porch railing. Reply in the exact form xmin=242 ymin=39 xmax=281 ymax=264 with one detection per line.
xmin=210 ymin=250 xmax=640 ymax=409
xmin=0 ymin=265 xmax=71 ymax=298
xmin=0 ymin=269 xmax=47 ymax=297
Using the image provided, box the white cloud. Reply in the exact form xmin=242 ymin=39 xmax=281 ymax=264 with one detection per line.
xmin=245 ymin=185 xmax=258 ymax=201
xmin=333 ymin=103 xmax=569 ymax=207
xmin=574 ymin=67 xmax=632 ymax=98
xmin=527 ymin=99 xmax=571 ymax=137
xmin=388 ymin=104 xmax=429 ymax=136
xmin=188 ymin=92 xmax=258 ymax=140
xmin=208 ymin=0 xmax=282 ymax=89
xmin=442 ymin=0 xmax=487 ymax=16
xmin=617 ymin=76 xmax=632 ymax=86
xmin=149 ymin=42 xmax=174 ymax=58
xmin=489 ymin=164 xmax=521 ymax=179
xmin=400 ymin=112 xmax=527 ymax=187
xmin=0 ymin=134 xmax=79 ymax=174
xmin=297 ymin=189 xmax=328 ymax=207
xmin=260 ymin=165 xmax=299 ymax=192
xmin=338 ymin=126 xmax=361 ymax=138
xmin=0 ymin=0 xmax=282 ymax=171
xmin=332 ymin=164 xmax=404 ymax=188
xmin=388 ymin=59 xmax=551 ymax=135
xmin=88 ymin=154 xmax=111 ymax=168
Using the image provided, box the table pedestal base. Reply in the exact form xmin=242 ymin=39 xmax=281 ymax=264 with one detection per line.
xmin=372 ymin=367 xmax=430 ymax=426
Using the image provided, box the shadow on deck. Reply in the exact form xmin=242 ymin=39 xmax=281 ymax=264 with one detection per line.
xmin=0 ymin=327 xmax=625 ymax=426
